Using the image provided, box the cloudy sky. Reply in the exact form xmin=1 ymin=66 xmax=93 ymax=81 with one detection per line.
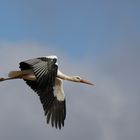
xmin=0 ymin=0 xmax=140 ymax=140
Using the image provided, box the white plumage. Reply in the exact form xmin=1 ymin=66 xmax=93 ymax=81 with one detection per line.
xmin=53 ymin=78 xmax=65 ymax=101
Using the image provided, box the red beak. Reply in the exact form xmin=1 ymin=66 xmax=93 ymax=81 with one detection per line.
xmin=80 ymin=79 xmax=95 ymax=86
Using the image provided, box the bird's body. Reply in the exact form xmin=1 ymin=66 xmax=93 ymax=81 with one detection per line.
xmin=0 ymin=55 xmax=94 ymax=129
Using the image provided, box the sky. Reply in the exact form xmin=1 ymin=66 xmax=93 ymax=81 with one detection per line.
xmin=0 ymin=0 xmax=140 ymax=140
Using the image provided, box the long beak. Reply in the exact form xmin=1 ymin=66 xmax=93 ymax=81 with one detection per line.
xmin=80 ymin=79 xmax=95 ymax=86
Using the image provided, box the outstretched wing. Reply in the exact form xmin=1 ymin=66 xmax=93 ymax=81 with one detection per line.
xmin=19 ymin=57 xmax=66 ymax=129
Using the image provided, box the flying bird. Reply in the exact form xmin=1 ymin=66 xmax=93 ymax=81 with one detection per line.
xmin=0 ymin=55 xmax=94 ymax=129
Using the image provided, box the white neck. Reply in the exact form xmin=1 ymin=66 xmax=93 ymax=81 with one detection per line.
xmin=57 ymin=70 xmax=75 ymax=81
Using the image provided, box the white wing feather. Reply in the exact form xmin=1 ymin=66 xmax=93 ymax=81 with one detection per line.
xmin=53 ymin=78 xmax=65 ymax=101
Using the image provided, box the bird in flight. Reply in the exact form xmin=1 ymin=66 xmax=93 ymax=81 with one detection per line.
xmin=0 ymin=55 xmax=94 ymax=129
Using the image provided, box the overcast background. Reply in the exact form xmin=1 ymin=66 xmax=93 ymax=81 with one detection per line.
xmin=0 ymin=0 xmax=140 ymax=140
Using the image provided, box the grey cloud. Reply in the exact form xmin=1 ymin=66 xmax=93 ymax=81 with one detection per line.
xmin=0 ymin=42 xmax=139 ymax=140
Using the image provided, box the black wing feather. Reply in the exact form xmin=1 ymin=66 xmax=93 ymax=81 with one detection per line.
xmin=19 ymin=57 xmax=66 ymax=129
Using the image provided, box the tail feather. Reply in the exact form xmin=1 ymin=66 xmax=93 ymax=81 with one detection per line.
xmin=8 ymin=71 xmax=23 ymax=78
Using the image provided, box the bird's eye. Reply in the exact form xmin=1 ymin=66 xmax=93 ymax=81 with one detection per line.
xmin=76 ymin=76 xmax=81 ymax=80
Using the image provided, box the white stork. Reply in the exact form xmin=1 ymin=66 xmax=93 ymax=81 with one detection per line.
xmin=0 ymin=56 xmax=94 ymax=129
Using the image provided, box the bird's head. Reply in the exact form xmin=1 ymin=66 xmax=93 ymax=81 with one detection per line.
xmin=73 ymin=76 xmax=94 ymax=86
